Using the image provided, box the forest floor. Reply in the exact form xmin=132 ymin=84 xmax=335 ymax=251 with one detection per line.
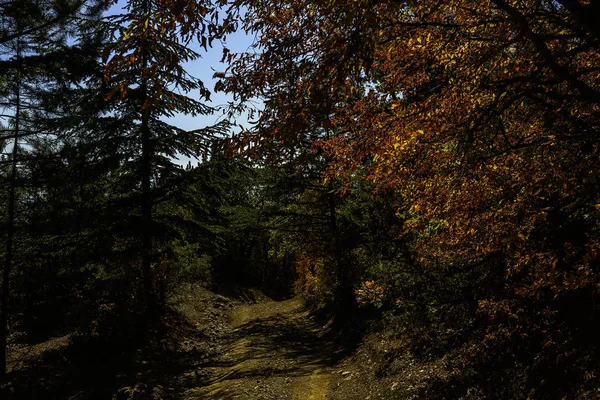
xmin=187 ymin=294 xmax=339 ymax=399
xmin=3 ymin=283 xmax=450 ymax=399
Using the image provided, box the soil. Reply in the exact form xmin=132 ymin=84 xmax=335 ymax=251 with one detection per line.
xmin=167 ymin=284 xmax=346 ymax=399
xmin=3 ymin=283 xmax=450 ymax=399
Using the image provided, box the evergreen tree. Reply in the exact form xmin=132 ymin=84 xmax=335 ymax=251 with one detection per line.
xmin=102 ymin=0 xmax=236 ymax=316
xmin=0 ymin=0 xmax=107 ymax=376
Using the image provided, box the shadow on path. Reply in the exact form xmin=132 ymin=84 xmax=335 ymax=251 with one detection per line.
xmin=192 ymin=298 xmax=347 ymax=400
xmin=2 ymin=287 xmax=347 ymax=400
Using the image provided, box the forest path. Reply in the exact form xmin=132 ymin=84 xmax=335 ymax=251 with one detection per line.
xmin=3 ymin=285 xmax=372 ymax=399
xmin=187 ymin=297 xmax=342 ymax=399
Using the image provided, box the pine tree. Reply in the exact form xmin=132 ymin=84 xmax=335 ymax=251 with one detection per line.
xmin=102 ymin=0 xmax=236 ymax=316
xmin=0 ymin=0 xmax=107 ymax=376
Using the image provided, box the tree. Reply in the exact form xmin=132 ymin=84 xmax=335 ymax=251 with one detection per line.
xmin=0 ymin=0 xmax=107 ymax=377
xmin=102 ymin=0 xmax=237 ymax=316
xmin=223 ymin=0 xmax=600 ymax=396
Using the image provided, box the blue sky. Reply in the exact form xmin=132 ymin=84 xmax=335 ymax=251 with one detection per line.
xmin=109 ymin=1 xmax=257 ymax=164
xmin=170 ymin=27 xmax=256 ymax=135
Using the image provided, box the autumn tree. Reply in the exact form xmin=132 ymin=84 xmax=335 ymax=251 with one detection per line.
xmin=223 ymin=0 xmax=600 ymax=396
xmin=220 ymin=1 xmax=373 ymax=309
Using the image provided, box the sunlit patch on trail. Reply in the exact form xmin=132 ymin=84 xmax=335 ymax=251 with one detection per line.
xmin=191 ymin=298 xmax=340 ymax=399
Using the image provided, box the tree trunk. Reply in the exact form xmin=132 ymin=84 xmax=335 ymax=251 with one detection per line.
xmin=0 ymin=43 xmax=20 ymax=378
xmin=141 ymin=105 xmax=154 ymax=317
xmin=140 ymin=0 xmax=154 ymax=319
xmin=327 ymin=181 xmax=355 ymax=314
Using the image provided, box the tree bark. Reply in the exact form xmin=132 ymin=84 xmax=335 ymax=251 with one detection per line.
xmin=0 ymin=40 xmax=20 ymax=378
xmin=327 ymin=181 xmax=355 ymax=314
xmin=140 ymin=0 xmax=154 ymax=319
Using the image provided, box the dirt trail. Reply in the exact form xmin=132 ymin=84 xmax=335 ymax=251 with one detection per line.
xmin=188 ymin=297 xmax=341 ymax=400
xmin=4 ymin=284 xmax=437 ymax=400
xmin=4 ymin=285 xmax=357 ymax=399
